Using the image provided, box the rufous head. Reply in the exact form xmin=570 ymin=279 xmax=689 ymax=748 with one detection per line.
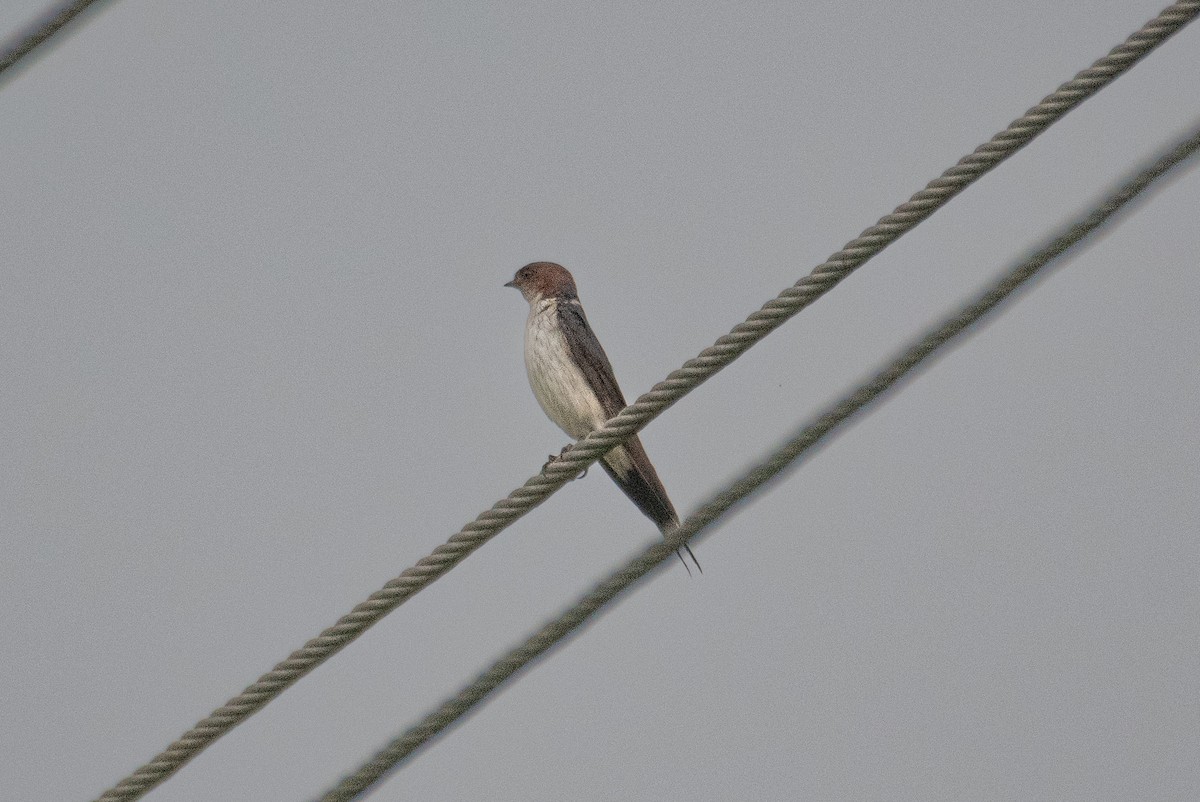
xmin=505 ymin=262 xmax=578 ymax=303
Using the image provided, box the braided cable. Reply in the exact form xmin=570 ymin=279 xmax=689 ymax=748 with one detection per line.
xmin=94 ymin=3 xmax=1199 ymax=799
xmin=319 ymin=118 xmax=1200 ymax=802
xmin=0 ymin=0 xmax=112 ymax=82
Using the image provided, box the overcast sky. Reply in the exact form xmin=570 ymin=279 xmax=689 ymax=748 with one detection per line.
xmin=3 ymin=2 xmax=1199 ymax=800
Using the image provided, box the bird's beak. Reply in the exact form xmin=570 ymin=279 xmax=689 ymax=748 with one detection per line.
xmin=504 ymin=280 xmax=516 ymax=288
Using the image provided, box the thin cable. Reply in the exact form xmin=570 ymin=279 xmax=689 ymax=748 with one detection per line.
xmin=94 ymin=4 xmax=1199 ymax=800
xmin=318 ymin=119 xmax=1200 ymax=802
xmin=0 ymin=0 xmax=113 ymax=83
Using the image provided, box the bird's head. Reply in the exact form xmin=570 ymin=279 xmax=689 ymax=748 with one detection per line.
xmin=505 ymin=262 xmax=578 ymax=303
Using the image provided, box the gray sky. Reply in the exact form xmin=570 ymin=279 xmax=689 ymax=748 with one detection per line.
xmin=3 ymin=2 xmax=1199 ymax=800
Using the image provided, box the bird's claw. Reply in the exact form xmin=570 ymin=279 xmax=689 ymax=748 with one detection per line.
xmin=541 ymin=446 xmax=587 ymax=479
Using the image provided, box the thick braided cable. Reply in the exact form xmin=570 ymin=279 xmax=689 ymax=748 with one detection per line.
xmin=319 ymin=119 xmax=1200 ymax=802
xmin=0 ymin=0 xmax=112 ymax=82
xmin=94 ymin=4 xmax=1199 ymax=800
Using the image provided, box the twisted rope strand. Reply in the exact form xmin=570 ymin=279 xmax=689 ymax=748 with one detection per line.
xmin=318 ymin=118 xmax=1200 ymax=802
xmin=95 ymin=3 xmax=1199 ymax=799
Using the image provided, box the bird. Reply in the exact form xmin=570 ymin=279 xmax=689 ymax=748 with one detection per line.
xmin=506 ymin=261 xmax=700 ymax=574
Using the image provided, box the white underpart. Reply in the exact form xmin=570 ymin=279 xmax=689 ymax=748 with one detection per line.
xmin=523 ymin=296 xmax=633 ymax=476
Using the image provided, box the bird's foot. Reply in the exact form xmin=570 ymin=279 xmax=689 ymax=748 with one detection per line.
xmin=541 ymin=445 xmax=587 ymax=479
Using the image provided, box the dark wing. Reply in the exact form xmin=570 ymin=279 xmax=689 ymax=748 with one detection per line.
xmin=598 ymin=432 xmax=680 ymax=533
xmin=558 ymin=302 xmax=680 ymax=532
xmin=556 ymin=301 xmax=626 ymax=418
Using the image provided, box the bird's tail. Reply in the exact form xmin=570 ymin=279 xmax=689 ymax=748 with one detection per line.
xmin=676 ymin=543 xmax=702 ymax=576
xmin=661 ymin=518 xmax=701 ymax=576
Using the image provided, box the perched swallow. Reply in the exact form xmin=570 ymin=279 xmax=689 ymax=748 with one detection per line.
xmin=506 ymin=262 xmax=700 ymax=573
